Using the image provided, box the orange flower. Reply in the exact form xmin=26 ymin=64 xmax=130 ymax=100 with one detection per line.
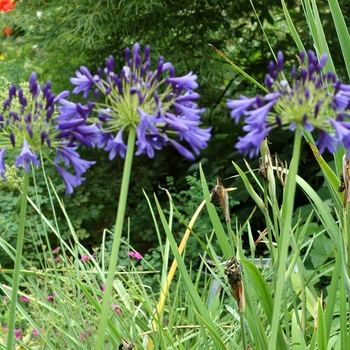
xmin=3 ymin=27 xmax=12 ymax=36
xmin=0 ymin=0 xmax=16 ymax=12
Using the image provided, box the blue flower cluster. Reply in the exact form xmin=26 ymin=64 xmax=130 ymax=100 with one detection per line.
xmin=60 ymin=43 xmax=211 ymax=160
xmin=227 ymin=50 xmax=350 ymax=157
xmin=0 ymin=44 xmax=212 ymax=194
xmin=0 ymin=73 xmax=95 ymax=194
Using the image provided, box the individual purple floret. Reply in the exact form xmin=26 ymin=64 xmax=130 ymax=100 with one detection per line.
xmin=227 ymin=50 xmax=350 ymax=157
xmin=0 ymin=73 xmax=95 ymax=194
xmin=59 ymin=43 xmax=211 ymax=160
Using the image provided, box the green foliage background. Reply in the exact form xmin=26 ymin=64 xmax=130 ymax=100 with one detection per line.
xmin=0 ymin=0 xmax=349 ymax=263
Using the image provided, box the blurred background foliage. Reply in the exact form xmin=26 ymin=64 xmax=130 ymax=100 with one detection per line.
xmin=0 ymin=0 xmax=349 ymax=265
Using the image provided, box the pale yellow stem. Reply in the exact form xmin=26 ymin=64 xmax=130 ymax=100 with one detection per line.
xmin=147 ymin=196 xmax=206 ymax=349
xmin=147 ymin=186 xmax=236 ymax=348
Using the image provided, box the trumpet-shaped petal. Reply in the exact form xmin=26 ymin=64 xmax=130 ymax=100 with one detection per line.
xmin=169 ymin=139 xmax=195 ymax=160
xmin=315 ymin=130 xmax=336 ymax=154
xmin=227 ymin=96 xmax=258 ymax=124
xmin=55 ymin=145 xmax=96 ymax=175
xmin=105 ymin=130 xmax=127 ymax=159
xmin=235 ymin=127 xmax=272 ymax=158
xmin=14 ymin=139 xmax=40 ymax=172
xmin=55 ymin=165 xmax=86 ymax=195
xmin=166 ymin=72 xmax=199 ymax=92
xmin=178 ymin=125 xmax=212 ymax=155
xmin=70 ymin=67 xmax=100 ymax=98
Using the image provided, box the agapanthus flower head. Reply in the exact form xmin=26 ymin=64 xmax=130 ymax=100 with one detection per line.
xmin=0 ymin=73 xmax=96 ymax=194
xmin=227 ymin=50 xmax=350 ymax=157
xmin=60 ymin=43 xmax=211 ymax=160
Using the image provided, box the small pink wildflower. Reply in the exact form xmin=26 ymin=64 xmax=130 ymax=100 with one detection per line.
xmin=54 ymin=257 xmax=60 ymax=263
xmin=80 ymin=253 xmax=95 ymax=261
xmin=127 ymin=251 xmax=143 ymax=260
xmin=80 ymin=332 xmax=85 ymax=340
xmin=101 ymin=284 xmax=106 ymax=292
xmin=46 ymin=295 xmax=54 ymax=301
xmin=3 ymin=326 xmax=9 ymax=331
xmin=86 ymin=329 xmax=91 ymax=336
xmin=52 ymin=246 xmax=61 ymax=254
xmin=32 ymin=329 xmax=39 ymax=336
xmin=111 ymin=304 xmax=122 ymax=315
xmin=19 ymin=296 xmax=30 ymax=302
xmin=134 ymin=252 xmax=142 ymax=260
xmin=14 ymin=329 xmax=21 ymax=339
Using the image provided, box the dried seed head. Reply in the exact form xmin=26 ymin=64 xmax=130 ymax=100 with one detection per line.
xmin=224 ymin=256 xmax=242 ymax=285
xmin=211 ymin=185 xmax=223 ymax=207
xmin=258 ymin=160 xmax=269 ymax=182
xmin=339 ymin=171 xmax=345 ymax=193
xmin=341 ymin=153 xmax=350 ymax=207
xmin=210 ymin=177 xmax=230 ymax=221
xmin=224 ymin=256 xmax=245 ymax=312
xmin=119 ymin=336 xmax=135 ymax=349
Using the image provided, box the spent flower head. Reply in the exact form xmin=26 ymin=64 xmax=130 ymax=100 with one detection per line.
xmin=0 ymin=73 xmax=96 ymax=194
xmin=227 ymin=50 xmax=350 ymax=157
xmin=60 ymin=43 xmax=211 ymax=160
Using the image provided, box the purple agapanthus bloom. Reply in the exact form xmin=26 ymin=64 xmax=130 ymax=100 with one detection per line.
xmin=0 ymin=149 xmax=7 ymax=180
xmin=227 ymin=50 xmax=350 ymax=157
xmin=0 ymin=73 xmax=95 ymax=194
xmin=104 ymin=130 xmax=127 ymax=159
xmin=59 ymin=43 xmax=211 ymax=160
xmin=55 ymin=165 xmax=85 ymax=195
xmin=14 ymin=139 xmax=40 ymax=172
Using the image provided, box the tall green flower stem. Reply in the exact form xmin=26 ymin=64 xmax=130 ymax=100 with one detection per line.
xmin=148 ymin=197 xmax=207 ymax=350
xmin=6 ymin=172 xmax=29 ymax=350
xmin=345 ymin=206 xmax=350 ymax=273
xmin=96 ymin=127 xmax=136 ymax=349
xmin=239 ymin=311 xmax=247 ymax=350
xmin=268 ymin=127 xmax=302 ymax=350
